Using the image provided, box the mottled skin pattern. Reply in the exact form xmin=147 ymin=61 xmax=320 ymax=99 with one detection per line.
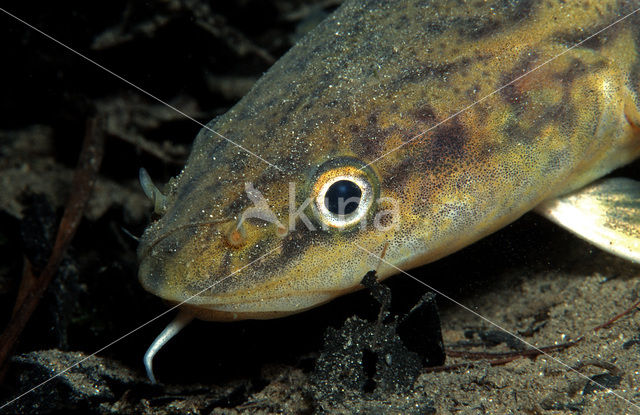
xmin=138 ymin=0 xmax=640 ymax=321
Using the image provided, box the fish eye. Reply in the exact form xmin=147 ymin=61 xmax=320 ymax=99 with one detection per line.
xmin=310 ymin=159 xmax=378 ymax=229
xmin=324 ymin=180 xmax=362 ymax=214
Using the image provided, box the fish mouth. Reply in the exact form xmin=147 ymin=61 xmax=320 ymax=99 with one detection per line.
xmin=137 ymin=217 xmax=232 ymax=261
xmin=138 ymin=238 xmax=348 ymax=321
xmin=140 ymin=246 xmax=357 ymax=321
xmin=137 ymin=218 xmax=362 ymax=320
xmin=137 ymin=218 xmax=233 ymax=303
xmin=137 ymin=216 xmax=288 ymax=308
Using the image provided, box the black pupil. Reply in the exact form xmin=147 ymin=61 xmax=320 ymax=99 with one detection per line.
xmin=324 ymin=180 xmax=362 ymax=215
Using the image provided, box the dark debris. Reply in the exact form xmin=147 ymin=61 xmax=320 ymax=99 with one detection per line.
xmin=582 ymin=373 xmax=622 ymax=396
xmin=309 ymin=272 xmax=442 ymax=414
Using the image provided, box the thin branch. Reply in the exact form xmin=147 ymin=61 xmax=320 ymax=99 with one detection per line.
xmin=593 ymin=297 xmax=640 ymax=332
xmin=0 ymin=118 xmax=104 ymax=380
xmin=425 ymin=337 xmax=583 ymax=373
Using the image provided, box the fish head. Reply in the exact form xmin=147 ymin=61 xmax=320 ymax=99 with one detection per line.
xmin=137 ymin=121 xmax=405 ymax=320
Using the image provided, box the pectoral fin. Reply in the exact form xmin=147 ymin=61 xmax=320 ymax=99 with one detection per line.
xmin=535 ymin=178 xmax=640 ymax=263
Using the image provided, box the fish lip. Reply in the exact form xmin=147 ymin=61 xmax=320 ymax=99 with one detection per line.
xmin=135 ymin=227 xmax=162 ymax=263
xmin=135 ymin=223 xmax=188 ymax=301
xmin=136 ymin=215 xmax=233 ymax=262
xmin=137 ymin=252 xmax=170 ymax=299
xmin=136 ymin=218 xmax=234 ymax=302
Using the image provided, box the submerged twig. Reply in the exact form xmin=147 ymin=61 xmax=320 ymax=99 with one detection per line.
xmin=0 ymin=118 xmax=104 ymax=380
xmin=424 ymin=337 xmax=583 ymax=373
xmin=445 ymin=337 xmax=583 ymax=361
xmin=433 ymin=290 xmax=640 ymax=374
xmin=593 ymin=297 xmax=640 ymax=332
xmin=571 ymin=358 xmax=624 ymax=376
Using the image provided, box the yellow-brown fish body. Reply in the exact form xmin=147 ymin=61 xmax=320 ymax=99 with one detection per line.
xmin=138 ymin=0 xmax=640 ymax=324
